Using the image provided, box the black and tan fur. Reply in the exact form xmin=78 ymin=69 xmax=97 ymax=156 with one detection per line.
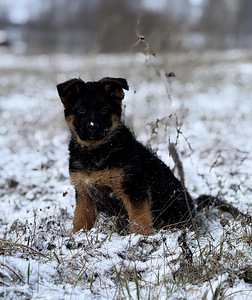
xmin=57 ymin=77 xmax=195 ymax=235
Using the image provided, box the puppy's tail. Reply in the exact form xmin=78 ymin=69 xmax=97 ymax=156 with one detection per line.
xmin=196 ymin=195 xmax=249 ymax=219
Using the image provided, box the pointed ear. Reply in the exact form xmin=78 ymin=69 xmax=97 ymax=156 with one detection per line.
xmin=99 ymin=77 xmax=129 ymax=101
xmin=56 ymin=78 xmax=84 ymax=108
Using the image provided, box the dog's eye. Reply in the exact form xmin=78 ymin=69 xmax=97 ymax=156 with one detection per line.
xmin=100 ymin=106 xmax=109 ymax=114
xmin=78 ymin=107 xmax=86 ymax=114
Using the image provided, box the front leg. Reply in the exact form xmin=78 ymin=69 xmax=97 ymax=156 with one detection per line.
xmin=121 ymin=195 xmax=154 ymax=235
xmin=129 ymin=201 xmax=154 ymax=235
xmin=71 ymin=191 xmax=96 ymax=234
xmin=70 ymin=172 xmax=96 ymax=234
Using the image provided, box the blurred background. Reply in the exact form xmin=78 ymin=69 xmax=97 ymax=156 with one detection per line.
xmin=1 ymin=0 xmax=252 ymax=53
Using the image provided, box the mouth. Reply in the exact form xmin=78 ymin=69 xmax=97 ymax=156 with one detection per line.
xmin=78 ymin=127 xmax=111 ymax=142
xmin=66 ymin=113 xmax=120 ymax=147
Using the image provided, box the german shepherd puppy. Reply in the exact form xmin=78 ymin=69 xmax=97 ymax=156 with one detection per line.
xmin=57 ymin=77 xmax=195 ymax=235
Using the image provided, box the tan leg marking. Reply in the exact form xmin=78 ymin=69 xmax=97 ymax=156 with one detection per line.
xmin=121 ymin=196 xmax=153 ymax=235
xmin=71 ymin=194 xmax=96 ymax=234
xmin=70 ymin=172 xmax=96 ymax=234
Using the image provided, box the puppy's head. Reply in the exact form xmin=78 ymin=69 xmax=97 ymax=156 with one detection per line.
xmin=57 ymin=77 xmax=129 ymax=147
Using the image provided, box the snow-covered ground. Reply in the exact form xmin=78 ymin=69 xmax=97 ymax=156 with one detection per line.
xmin=0 ymin=48 xmax=251 ymax=299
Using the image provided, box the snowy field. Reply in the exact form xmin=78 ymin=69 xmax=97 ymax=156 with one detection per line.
xmin=0 ymin=48 xmax=251 ymax=299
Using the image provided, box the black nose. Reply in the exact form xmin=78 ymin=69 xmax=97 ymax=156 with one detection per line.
xmin=86 ymin=122 xmax=99 ymax=133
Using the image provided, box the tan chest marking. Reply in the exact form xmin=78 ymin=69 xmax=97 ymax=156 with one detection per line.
xmin=70 ymin=168 xmax=124 ymax=197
